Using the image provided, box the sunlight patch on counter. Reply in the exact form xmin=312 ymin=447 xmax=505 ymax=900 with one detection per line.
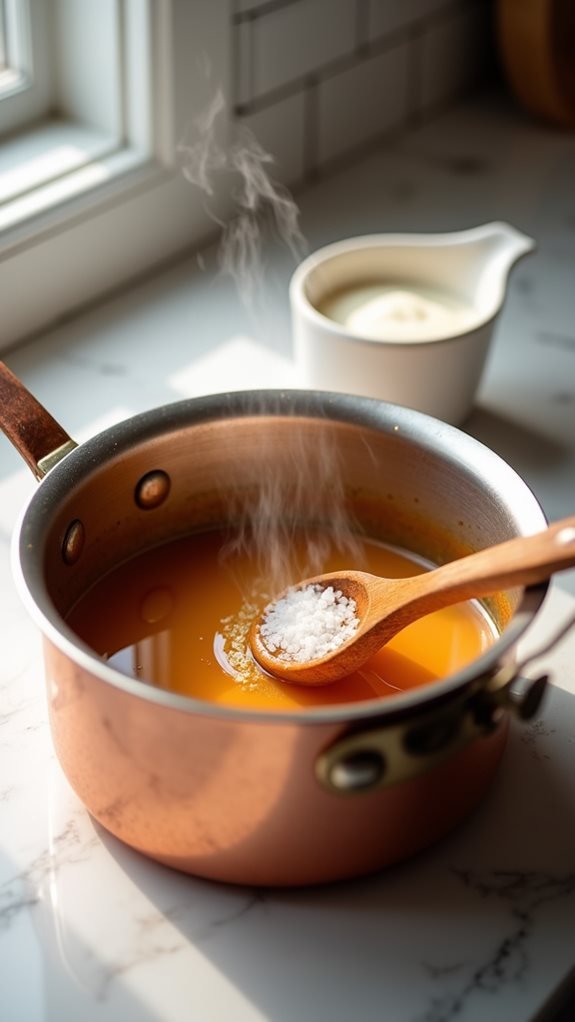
xmin=167 ymin=335 xmax=299 ymax=397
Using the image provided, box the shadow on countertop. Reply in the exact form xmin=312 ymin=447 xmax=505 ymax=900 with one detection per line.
xmin=464 ymin=407 xmax=572 ymax=474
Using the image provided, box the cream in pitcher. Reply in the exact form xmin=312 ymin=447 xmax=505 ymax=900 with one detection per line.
xmin=317 ymin=283 xmax=477 ymax=342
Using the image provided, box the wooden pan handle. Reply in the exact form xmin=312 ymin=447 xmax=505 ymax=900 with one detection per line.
xmin=0 ymin=361 xmax=77 ymax=479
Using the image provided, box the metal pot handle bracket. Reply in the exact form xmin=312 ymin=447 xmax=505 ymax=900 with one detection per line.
xmin=316 ymin=611 xmax=575 ymax=795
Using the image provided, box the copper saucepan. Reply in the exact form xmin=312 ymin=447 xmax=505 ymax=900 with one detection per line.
xmin=0 ymin=362 xmax=555 ymax=886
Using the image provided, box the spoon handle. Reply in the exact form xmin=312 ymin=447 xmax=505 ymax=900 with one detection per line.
xmin=386 ymin=516 xmax=575 ymax=619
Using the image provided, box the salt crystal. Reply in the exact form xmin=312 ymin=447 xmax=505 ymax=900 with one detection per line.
xmin=259 ymin=584 xmax=359 ymax=663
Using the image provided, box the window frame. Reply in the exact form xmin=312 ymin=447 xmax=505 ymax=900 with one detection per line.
xmin=0 ymin=0 xmax=53 ymax=132
xmin=0 ymin=0 xmax=153 ymax=224
xmin=0 ymin=0 xmax=233 ymax=351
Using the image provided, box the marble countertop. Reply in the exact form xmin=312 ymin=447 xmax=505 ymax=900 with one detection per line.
xmin=1 ymin=92 xmax=575 ymax=1021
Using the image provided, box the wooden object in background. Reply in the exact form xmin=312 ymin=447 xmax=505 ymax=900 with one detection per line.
xmin=498 ymin=0 xmax=575 ymax=128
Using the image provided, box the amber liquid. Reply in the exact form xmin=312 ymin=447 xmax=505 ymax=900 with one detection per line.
xmin=67 ymin=529 xmax=497 ymax=712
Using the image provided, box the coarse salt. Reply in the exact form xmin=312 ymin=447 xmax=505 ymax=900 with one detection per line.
xmin=259 ymin=584 xmax=359 ymax=663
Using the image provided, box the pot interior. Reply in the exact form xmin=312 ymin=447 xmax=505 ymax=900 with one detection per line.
xmin=18 ymin=393 xmax=548 ymax=713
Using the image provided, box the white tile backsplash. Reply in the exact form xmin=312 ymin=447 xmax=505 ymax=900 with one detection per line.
xmin=368 ymin=0 xmax=463 ymax=41
xmin=240 ymin=89 xmax=307 ymax=184
xmin=252 ymin=0 xmax=357 ymax=99
xmin=318 ymin=41 xmax=410 ymax=166
xmin=233 ymin=0 xmax=493 ymax=183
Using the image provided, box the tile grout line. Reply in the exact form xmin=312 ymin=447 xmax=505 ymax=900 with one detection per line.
xmin=232 ymin=0 xmax=303 ymax=27
xmin=406 ymin=23 xmax=424 ymax=127
xmin=303 ymin=74 xmax=320 ymax=182
xmin=355 ymin=0 xmax=370 ymax=55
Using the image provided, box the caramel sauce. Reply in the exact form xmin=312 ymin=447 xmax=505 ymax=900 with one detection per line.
xmin=66 ymin=529 xmax=497 ymax=712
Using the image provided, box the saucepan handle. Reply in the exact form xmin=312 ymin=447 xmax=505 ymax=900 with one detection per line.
xmin=0 ymin=361 xmax=77 ymax=480
xmin=316 ymin=609 xmax=575 ymax=796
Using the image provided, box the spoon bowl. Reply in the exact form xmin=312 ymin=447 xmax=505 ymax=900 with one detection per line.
xmin=250 ymin=516 xmax=575 ymax=685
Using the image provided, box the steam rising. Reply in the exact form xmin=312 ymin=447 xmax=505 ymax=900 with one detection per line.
xmin=218 ymin=397 xmax=365 ymax=599
xmin=179 ymin=88 xmax=305 ymax=306
xmin=180 ymin=90 xmax=364 ymax=605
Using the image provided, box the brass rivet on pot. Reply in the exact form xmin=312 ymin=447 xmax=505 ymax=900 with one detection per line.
xmin=62 ymin=519 xmax=85 ymax=565
xmin=327 ymin=749 xmax=386 ymax=793
xmin=135 ymin=470 xmax=171 ymax=510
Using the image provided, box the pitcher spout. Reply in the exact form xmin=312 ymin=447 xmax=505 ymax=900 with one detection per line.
xmin=478 ymin=220 xmax=536 ymax=264
xmin=469 ymin=221 xmax=536 ymax=318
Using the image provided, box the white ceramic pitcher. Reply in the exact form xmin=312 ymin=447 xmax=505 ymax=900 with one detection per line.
xmin=290 ymin=222 xmax=535 ymax=425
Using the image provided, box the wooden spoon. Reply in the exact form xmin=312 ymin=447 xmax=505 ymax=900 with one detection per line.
xmin=250 ymin=516 xmax=575 ymax=686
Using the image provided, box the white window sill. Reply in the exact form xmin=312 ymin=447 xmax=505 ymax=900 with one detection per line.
xmin=0 ymin=119 xmax=119 ymax=206
xmin=0 ymin=118 xmax=166 ymax=250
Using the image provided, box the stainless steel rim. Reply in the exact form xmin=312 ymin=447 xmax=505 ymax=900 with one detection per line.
xmin=13 ymin=389 xmax=549 ymax=727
